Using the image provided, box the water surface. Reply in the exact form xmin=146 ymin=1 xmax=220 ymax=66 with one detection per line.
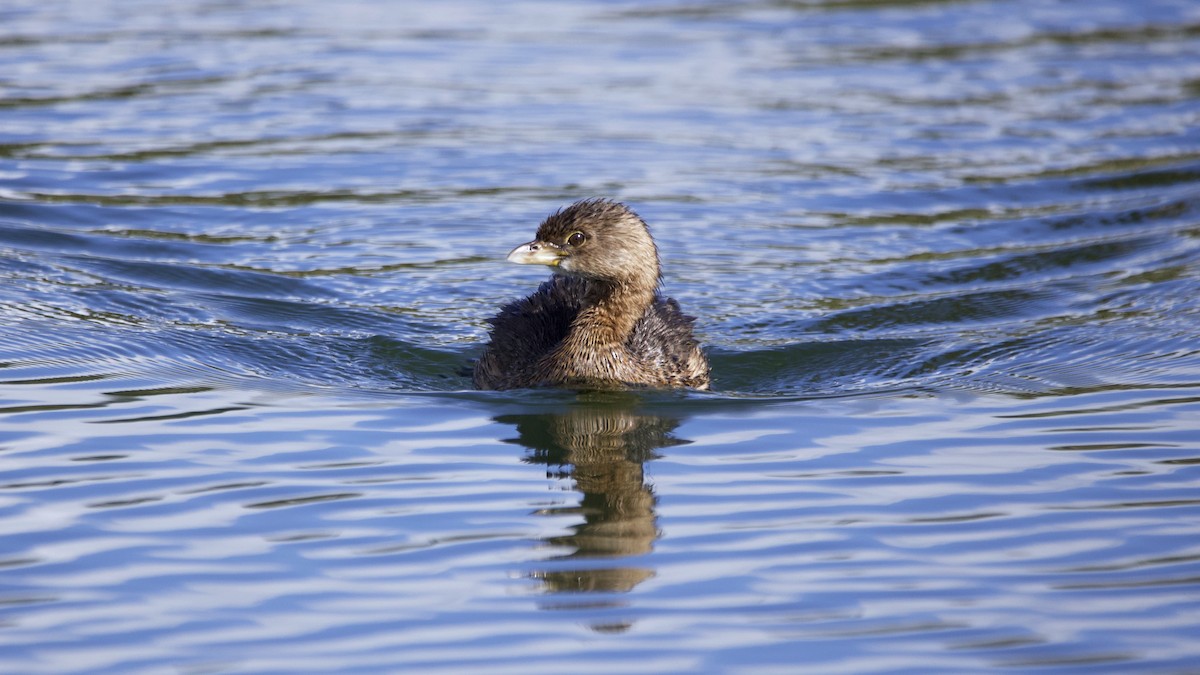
xmin=2 ymin=0 xmax=1199 ymax=672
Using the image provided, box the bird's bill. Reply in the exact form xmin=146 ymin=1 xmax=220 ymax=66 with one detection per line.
xmin=506 ymin=240 xmax=565 ymax=267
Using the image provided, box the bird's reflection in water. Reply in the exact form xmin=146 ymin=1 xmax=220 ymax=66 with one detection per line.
xmin=496 ymin=395 xmax=690 ymax=631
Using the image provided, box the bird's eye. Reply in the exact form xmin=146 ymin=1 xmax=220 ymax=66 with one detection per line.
xmin=567 ymin=231 xmax=586 ymax=247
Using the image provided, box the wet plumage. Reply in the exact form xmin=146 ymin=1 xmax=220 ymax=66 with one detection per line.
xmin=473 ymin=199 xmax=710 ymax=391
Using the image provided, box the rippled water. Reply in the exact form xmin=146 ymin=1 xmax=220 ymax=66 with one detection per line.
xmin=3 ymin=0 xmax=1200 ymax=672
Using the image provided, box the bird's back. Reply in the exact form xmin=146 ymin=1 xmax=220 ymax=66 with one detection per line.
xmin=473 ymin=276 xmax=709 ymax=390
xmin=627 ymin=296 xmax=710 ymax=388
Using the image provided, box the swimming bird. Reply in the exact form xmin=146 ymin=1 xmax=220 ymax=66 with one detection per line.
xmin=473 ymin=199 xmax=710 ymax=391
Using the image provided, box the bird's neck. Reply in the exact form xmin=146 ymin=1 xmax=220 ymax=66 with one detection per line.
xmin=539 ymin=276 xmax=659 ymax=386
xmin=571 ymin=279 xmax=655 ymax=347
xmin=583 ymin=278 xmax=652 ymax=341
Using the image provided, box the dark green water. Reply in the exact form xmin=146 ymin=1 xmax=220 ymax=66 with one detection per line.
xmin=2 ymin=0 xmax=1199 ymax=672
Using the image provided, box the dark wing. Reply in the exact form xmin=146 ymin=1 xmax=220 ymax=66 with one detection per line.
xmin=473 ymin=275 xmax=585 ymax=389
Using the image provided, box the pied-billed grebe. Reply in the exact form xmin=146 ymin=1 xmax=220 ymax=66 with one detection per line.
xmin=473 ymin=199 xmax=710 ymax=391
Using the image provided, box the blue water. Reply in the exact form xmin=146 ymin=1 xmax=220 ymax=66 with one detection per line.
xmin=2 ymin=0 xmax=1200 ymax=672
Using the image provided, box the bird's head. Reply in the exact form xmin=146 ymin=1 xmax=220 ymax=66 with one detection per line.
xmin=506 ymin=199 xmax=661 ymax=290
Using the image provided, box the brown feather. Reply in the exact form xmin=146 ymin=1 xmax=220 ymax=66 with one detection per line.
xmin=474 ymin=199 xmax=710 ymax=391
